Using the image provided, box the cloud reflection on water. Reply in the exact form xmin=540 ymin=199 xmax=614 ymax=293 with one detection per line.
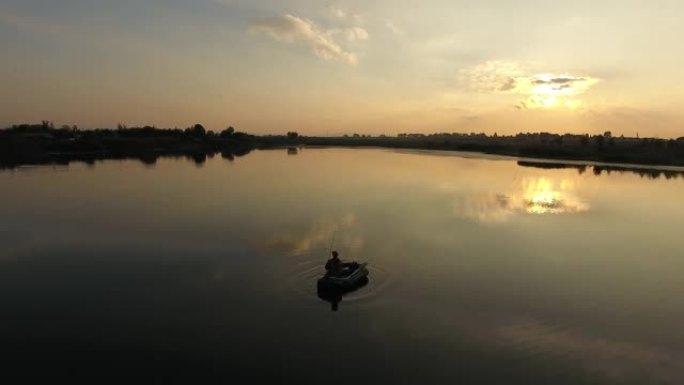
xmin=255 ymin=213 xmax=363 ymax=257
xmin=455 ymin=177 xmax=588 ymax=223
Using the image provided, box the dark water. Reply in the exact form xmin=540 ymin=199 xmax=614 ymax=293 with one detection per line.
xmin=2 ymin=148 xmax=684 ymax=384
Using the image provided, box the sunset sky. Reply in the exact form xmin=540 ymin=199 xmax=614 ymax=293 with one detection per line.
xmin=1 ymin=0 xmax=683 ymax=137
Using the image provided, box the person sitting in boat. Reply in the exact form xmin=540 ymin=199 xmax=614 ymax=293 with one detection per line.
xmin=325 ymin=251 xmax=358 ymax=277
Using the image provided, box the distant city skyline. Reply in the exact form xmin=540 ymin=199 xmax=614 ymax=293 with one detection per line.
xmin=1 ymin=0 xmax=683 ymax=137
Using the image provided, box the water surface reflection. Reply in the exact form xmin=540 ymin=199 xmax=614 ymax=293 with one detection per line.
xmin=518 ymin=160 xmax=684 ymax=180
xmin=1 ymin=148 xmax=684 ymax=384
xmin=255 ymin=213 xmax=362 ymax=257
xmin=455 ymin=177 xmax=588 ymax=223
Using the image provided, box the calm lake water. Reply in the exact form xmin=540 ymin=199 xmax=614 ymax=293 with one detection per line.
xmin=2 ymin=148 xmax=684 ymax=384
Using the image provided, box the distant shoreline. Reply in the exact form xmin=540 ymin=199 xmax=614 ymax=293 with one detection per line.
xmin=319 ymin=146 xmax=684 ymax=172
xmin=3 ymin=123 xmax=684 ymax=170
xmin=297 ymin=134 xmax=684 ymax=168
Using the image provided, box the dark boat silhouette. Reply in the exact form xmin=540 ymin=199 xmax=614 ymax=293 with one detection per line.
xmin=317 ymin=264 xmax=369 ymax=311
xmin=317 ymin=263 xmax=369 ymax=290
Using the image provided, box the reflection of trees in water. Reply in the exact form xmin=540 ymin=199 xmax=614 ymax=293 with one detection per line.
xmin=191 ymin=153 xmax=207 ymax=166
xmin=592 ymin=166 xmax=684 ymax=180
xmin=220 ymin=151 xmax=234 ymax=161
xmin=518 ymin=161 xmax=684 ymax=180
xmin=0 ymin=148 xmax=254 ymax=170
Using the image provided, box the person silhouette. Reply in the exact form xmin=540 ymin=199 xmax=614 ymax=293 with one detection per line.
xmin=325 ymin=251 xmax=358 ymax=277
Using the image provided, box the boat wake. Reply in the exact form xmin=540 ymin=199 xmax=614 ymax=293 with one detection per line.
xmin=285 ymin=252 xmax=394 ymax=308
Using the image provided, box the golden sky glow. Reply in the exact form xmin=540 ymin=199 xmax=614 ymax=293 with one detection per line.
xmin=1 ymin=1 xmax=683 ymax=137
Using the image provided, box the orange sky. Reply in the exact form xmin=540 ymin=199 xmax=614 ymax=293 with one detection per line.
xmin=1 ymin=0 xmax=683 ymax=137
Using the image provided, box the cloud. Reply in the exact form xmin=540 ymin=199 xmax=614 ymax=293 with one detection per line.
xmin=462 ymin=61 xmax=599 ymax=110
xmin=532 ymin=76 xmax=585 ymax=85
xmin=254 ymin=213 xmax=362 ymax=256
xmin=328 ymin=5 xmax=363 ymax=23
xmin=250 ymin=14 xmax=362 ymax=65
xmin=461 ymin=60 xmax=526 ymax=93
xmin=524 ymin=74 xmax=597 ymax=96
xmin=385 ymin=20 xmax=403 ymax=36
xmin=329 ymin=6 xmax=346 ymax=19
xmin=497 ymin=76 xmax=518 ymax=92
xmin=344 ymin=27 xmax=369 ymax=42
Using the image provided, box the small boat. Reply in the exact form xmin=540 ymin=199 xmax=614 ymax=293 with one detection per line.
xmin=317 ymin=275 xmax=368 ymax=311
xmin=317 ymin=263 xmax=369 ymax=290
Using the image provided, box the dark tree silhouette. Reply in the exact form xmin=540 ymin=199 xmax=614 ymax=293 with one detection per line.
xmin=41 ymin=120 xmax=54 ymax=130
xmin=595 ymin=135 xmax=605 ymax=148
xmin=221 ymin=126 xmax=235 ymax=138
xmin=186 ymin=124 xmax=206 ymax=137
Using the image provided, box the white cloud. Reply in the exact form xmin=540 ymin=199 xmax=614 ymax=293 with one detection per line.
xmin=462 ymin=61 xmax=599 ymax=110
xmin=329 ymin=5 xmax=363 ymax=23
xmin=345 ymin=27 xmax=369 ymax=42
xmin=250 ymin=14 xmax=362 ymax=65
xmin=461 ymin=60 xmax=525 ymax=92
xmin=329 ymin=6 xmax=346 ymax=19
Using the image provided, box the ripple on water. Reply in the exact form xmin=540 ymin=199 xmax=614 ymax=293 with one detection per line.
xmin=285 ymin=253 xmax=395 ymax=307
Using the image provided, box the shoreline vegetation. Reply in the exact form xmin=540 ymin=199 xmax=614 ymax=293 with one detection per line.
xmin=3 ymin=122 xmax=684 ymax=174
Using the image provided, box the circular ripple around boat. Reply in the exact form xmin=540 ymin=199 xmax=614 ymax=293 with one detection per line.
xmin=285 ymin=253 xmax=395 ymax=307
xmin=285 ymin=256 xmax=327 ymax=301
xmin=338 ymin=264 xmax=394 ymax=307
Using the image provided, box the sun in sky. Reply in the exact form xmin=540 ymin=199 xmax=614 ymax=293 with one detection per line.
xmin=522 ymin=73 xmax=599 ymax=111
xmin=0 ymin=0 xmax=682 ymax=136
xmin=464 ymin=61 xmax=599 ymax=111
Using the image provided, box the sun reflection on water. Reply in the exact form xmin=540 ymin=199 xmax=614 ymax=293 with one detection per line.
xmin=455 ymin=177 xmax=588 ymax=223
xmin=522 ymin=177 xmax=587 ymax=215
